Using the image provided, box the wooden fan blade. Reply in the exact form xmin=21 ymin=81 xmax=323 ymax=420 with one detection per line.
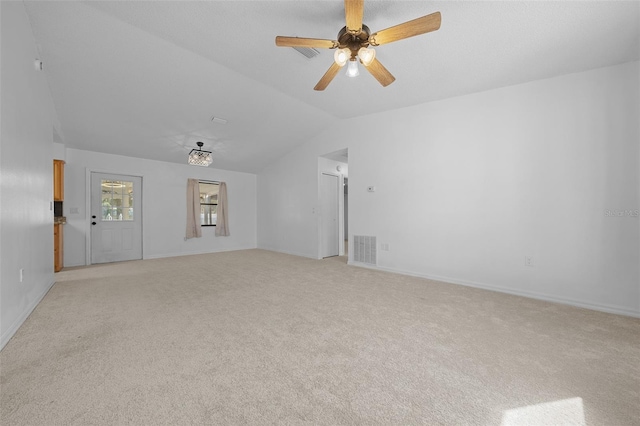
xmin=275 ymin=36 xmax=338 ymax=49
xmin=363 ymin=58 xmax=395 ymax=87
xmin=369 ymin=11 xmax=441 ymax=46
xmin=314 ymin=62 xmax=342 ymax=91
xmin=345 ymin=0 xmax=364 ymax=34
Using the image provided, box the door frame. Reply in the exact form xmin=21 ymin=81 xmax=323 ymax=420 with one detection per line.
xmin=319 ymin=172 xmax=343 ymax=259
xmin=85 ymin=168 xmax=144 ymax=265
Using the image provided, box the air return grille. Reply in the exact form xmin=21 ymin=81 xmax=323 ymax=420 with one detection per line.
xmin=353 ymin=235 xmax=377 ymax=265
xmin=292 ymin=47 xmax=320 ymax=59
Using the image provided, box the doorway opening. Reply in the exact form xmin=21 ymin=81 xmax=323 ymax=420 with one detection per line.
xmin=320 ymin=173 xmax=339 ymax=258
xmin=343 ymin=177 xmax=348 ymax=257
xmin=318 ymin=148 xmax=348 ymax=260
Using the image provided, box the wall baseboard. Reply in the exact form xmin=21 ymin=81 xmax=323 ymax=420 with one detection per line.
xmin=258 ymin=246 xmax=318 ymax=260
xmin=67 ymin=246 xmax=259 ymax=265
xmin=1 ymin=278 xmax=56 ymax=351
xmin=348 ymin=261 xmax=640 ymax=319
xmin=143 ymin=246 xmax=257 ymax=260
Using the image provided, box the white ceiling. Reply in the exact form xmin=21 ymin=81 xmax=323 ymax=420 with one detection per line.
xmin=24 ymin=1 xmax=640 ymax=173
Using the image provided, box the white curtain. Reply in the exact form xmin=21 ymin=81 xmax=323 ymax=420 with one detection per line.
xmin=215 ymin=182 xmax=230 ymax=237
xmin=186 ymin=178 xmax=202 ymax=239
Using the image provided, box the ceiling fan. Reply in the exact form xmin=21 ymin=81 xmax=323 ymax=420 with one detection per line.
xmin=275 ymin=0 xmax=441 ymax=91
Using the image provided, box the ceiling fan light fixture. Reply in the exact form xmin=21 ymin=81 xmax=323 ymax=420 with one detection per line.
xmin=357 ymin=47 xmax=376 ymax=66
xmin=274 ymin=2 xmax=441 ymax=90
xmin=333 ymin=48 xmax=351 ymax=67
xmin=346 ymin=59 xmax=359 ymax=77
xmin=188 ymin=141 xmax=213 ymax=167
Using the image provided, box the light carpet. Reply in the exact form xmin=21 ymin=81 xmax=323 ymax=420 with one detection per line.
xmin=1 ymin=249 xmax=639 ymax=425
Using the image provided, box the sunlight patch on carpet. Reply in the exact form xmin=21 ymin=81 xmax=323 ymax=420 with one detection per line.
xmin=501 ymin=397 xmax=585 ymax=426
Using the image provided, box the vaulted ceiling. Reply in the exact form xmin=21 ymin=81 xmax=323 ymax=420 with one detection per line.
xmin=24 ymin=1 xmax=640 ymax=173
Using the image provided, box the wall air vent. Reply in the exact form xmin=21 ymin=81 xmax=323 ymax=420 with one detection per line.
xmin=353 ymin=235 xmax=377 ymax=265
xmin=292 ymin=47 xmax=320 ymax=59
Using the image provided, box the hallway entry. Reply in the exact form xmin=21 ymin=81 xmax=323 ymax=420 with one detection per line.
xmin=320 ymin=173 xmax=339 ymax=258
xmin=319 ymin=148 xmax=348 ymax=259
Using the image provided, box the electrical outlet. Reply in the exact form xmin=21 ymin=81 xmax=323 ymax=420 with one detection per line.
xmin=19 ymin=269 xmax=24 ymax=283
xmin=525 ymin=256 xmax=533 ymax=267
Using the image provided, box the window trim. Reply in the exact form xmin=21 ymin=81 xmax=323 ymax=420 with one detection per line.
xmin=199 ymin=180 xmax=219 ymax=227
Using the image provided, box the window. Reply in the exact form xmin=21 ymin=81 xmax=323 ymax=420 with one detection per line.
xmin=101 ymin=180 xmax=134 ymax=221
xmin=199 ymin=181 xmax=219 ymax=226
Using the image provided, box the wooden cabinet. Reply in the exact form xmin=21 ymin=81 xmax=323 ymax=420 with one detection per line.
xmin=53 ymin=159 xmax=65 ymax=271
xmin=54 ymin=224 xmax=63 ymax=272
xmin=53 ymin=160 xmax=65 ymax=201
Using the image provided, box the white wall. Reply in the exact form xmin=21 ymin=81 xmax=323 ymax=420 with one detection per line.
xmin=63 ymin=149 xmax=257 ymax=266
xmin=53 ymin=142 xmax=66 ymax=161
xmin=1 ymin=2 xmax=59 ymax=349
xmin=258 ymin=151 xmax=318 ymax=258
xmin=258 ymin=61 xmax=640 ymax=317
xmin=257 ymin=146 xmax=348 ymax=259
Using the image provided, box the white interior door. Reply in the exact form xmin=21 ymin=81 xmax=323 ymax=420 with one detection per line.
xmin=91 ymin=173 xmax=142 ymax=264
xmin=321 ymin=173 xmax=339 ymax=258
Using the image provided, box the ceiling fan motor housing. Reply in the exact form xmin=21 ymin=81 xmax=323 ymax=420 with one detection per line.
xmin=337 ymin=24 xmax=371 ymax=59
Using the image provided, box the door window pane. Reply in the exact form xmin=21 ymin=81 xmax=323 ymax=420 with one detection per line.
xmin=101 ymin=180 xmax=134 ymax=221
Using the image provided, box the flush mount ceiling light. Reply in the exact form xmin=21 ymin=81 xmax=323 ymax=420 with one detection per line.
xmin=188 ymin=142 xmax=213 ymax=167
